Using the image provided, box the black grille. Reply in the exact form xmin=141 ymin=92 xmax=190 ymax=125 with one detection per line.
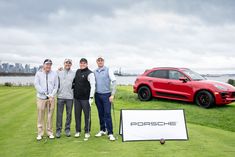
xmin=220 ymin=92 xmax=229 ymax=98
xmin=232 ymin=92 xmax=235 ymax=98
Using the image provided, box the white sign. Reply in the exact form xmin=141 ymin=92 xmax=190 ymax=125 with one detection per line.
xmin=119 ymin=109 xmax=188 ymax=142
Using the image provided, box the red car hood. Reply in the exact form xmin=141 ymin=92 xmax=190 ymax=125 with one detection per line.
xmin=198 ymin=80 xmax=235 ymax=91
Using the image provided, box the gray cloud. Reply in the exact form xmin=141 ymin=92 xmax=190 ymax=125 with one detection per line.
xmin=0 ymin=0 xmax=235 ymax=74
xmin=147 ymin=0 xmax=235 ymax=24
xmin=1 ymin=0 xmax=235 ymax=27
xmin=0 ymin=0 xmax=141 ymax=27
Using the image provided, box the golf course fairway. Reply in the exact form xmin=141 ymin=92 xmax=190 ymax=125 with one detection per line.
xmin=0 ymin=86 xmax=234 ymax=157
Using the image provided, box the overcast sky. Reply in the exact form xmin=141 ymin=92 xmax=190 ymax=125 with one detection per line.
xmin=0 ymin=0 xmax=235 ymax=74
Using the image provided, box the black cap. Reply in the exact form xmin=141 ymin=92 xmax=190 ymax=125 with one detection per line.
xmin=80 ymin=58 xmax=88 ymax=63
xmin=43 ymin=59 xmax=52 ymax=64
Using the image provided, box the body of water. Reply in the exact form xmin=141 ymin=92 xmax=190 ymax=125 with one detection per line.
xmin=0 ymin=75 xmax=235 ymax=86
xmin=0 ymin=76 xmax=137 ymax=86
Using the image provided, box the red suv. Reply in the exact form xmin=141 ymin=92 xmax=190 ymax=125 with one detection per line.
xmin=133 ymin=67 xmax=235 ymax=108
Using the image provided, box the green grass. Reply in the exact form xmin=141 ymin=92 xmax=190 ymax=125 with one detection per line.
xmin=0 ymin=86 xmax=235 ymax=157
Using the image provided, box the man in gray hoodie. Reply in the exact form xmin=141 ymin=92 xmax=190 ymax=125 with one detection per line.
xmin=56 ymin=59 xmax=75 ymax=138
xmin=34 ymin=59 xmax=58 ymax=141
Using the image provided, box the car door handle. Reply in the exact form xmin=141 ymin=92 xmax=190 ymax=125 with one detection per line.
xmin=167 ymin=82 xmax=173 ymax=84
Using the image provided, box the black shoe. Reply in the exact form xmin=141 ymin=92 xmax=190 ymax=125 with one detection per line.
xmin=65 ymin=130 xmax=71 ymax=137
xmin=56 ymin=132 xmax=61 ymax=138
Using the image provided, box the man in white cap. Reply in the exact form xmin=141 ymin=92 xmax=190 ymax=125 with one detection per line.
xmin=56 ymin=59 xmax=75 ymax=138
xmin=94 ymin=56 xmax=117 ymax=141
xmin=34 ymin=59 xmax=58 ymax=140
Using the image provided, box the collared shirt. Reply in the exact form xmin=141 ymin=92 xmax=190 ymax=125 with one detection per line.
xmin=88 ymin=73 xmax=96 ymax=97
xmin=34 ymin=69 xmax=58 ymax=99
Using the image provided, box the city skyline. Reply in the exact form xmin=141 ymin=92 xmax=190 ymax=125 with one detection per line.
xmin=0 ymin=61 xmax=39 ymax=74
xmin=1 ymin=60 xmax=235 ymax=76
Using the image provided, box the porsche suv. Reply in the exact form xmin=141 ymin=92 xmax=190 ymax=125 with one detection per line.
xmin=133 ymin=67 xmax=235 ymax=108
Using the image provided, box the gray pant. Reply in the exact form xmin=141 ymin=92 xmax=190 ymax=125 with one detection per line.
xmin=74 ymin=99 xmax=91 ymax=133
xmin=56 ymin=98 xmax=73 ymax=133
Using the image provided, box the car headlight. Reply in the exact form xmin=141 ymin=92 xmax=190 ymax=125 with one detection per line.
xmin=214 ymin=84 xmax=227 ymax=90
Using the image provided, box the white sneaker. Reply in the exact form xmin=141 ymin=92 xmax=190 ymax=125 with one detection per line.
xmin=74 ymin=132 xmax=80 ymax=138
xmin=85 ymin=133 xmax=90 ymax=138
xmin=108 ymin=134 xmax=116 ymax=141
xmin=36 ymin=135 xmax=42 ymax=141
xmin=48 ymin=134 xmax=55 ymax=139
xmin=95 ymin=131 xmax=107 ymax=137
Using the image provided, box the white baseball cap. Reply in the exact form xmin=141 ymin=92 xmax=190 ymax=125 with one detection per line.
xmin=64 ymin=59 xmax=72 ymax=63
xmin=97 ymin=56 xmax=104 ymax=60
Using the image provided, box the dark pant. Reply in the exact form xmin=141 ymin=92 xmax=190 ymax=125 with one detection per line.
xmin=95 ymin=92 xmax=113 ymax=135
xmin=74 ymin=99 xmax=91 ymax=133
xmin=56 ymin=98 xmax=73 ymax=133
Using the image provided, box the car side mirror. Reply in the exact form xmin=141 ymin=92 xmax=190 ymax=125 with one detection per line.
xmin=179 ymin=77 xmax=188 ymax=83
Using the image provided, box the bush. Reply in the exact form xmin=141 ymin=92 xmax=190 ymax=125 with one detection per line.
xmin=4 ymin=82 xmax=13 ymax=87
xmin=228 ymin=79 xmax=235 ymax=86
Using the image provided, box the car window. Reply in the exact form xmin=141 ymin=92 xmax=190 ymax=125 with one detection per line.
xmin=148 ymin=70 xmax=168 ymax=79
xmin=182 ymin=69 xmax=205 ymax=81
xmin=169 ymin=70 xmax=185 ymax=80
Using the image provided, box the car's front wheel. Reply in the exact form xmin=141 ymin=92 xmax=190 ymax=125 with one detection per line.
xmin=195 ymin=90 xmax=215 ymax=108
xmin=138 ymin=86 xmax=152 ymax=101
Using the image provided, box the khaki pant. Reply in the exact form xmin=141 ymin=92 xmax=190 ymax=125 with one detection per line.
xmin=37 ymin=98 xmax=55 ymax=136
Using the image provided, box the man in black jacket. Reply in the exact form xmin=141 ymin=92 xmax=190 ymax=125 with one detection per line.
xmin=73 ymin=58 xmax=95 ymax=140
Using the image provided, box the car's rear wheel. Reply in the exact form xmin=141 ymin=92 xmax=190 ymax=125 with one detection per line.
xmin=138 ymin=86 xmax=152 ymax=101
xmin=196 ymin=90 xmax=215 ymax=108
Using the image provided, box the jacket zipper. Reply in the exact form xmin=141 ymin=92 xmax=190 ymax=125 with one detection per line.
xmin=46 ymin=73 xmax=48 ymax=95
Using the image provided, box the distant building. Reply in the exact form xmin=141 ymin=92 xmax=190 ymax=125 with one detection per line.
xmin=2 ymin=63 xmax=9 ymax=73
xmin=9 ymin=64 xmax=14 ymax=72
xmin=31 ymin=67 xmax=38 ymax=74
xmin=15 ymin=63 xmax=24 ymax=73
xmin=0 ymin=64 xmax=2 ymax=72
xmin=25 ymin=64 xmax=30 ymax=73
